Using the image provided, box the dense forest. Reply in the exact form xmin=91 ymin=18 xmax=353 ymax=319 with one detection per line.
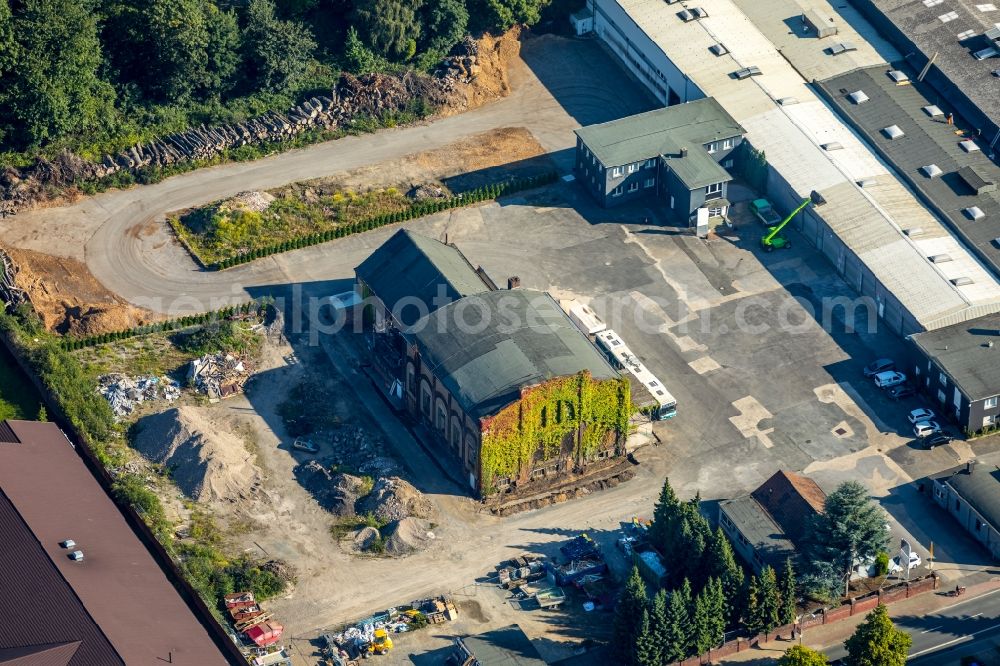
xmin=0 ymin=0 xmax=566 ymax=162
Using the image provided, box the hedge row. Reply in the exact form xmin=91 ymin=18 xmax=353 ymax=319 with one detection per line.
xmin=63 ymin=299 xmax=270 ymax=350
xmin=210 ymin=171 xmax=559 ymax=271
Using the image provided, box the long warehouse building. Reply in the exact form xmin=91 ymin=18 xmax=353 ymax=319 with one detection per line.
xmin=586 ymin=0 xmax=1000 ymax=335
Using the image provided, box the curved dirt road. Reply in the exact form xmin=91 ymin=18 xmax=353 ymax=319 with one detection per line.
xmin=0 ymin=38 xmax=653 ymax=314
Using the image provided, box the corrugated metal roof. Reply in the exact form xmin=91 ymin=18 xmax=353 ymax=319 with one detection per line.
xmin=0 ymin=421 xmax=233 ymax=666
xmin=574 ymin=97 xmax=744 ymax=168
xmin=355 ymin=229 xmax=491 ymax=326
xmin=606 ymin=0 xmax=1000 ymax=329
xmin=0 ymin=488 xmax=121 ymax=666
xmin=408 ymin=290 xmax=620 ymax=420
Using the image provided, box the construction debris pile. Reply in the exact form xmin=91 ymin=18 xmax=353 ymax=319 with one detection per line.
xmin=322 ymin=597 xmax=457 ymax=662
xmin=188 ymin=352 xmax=252 ymax=401
xmin=435 ymin=37 xmax=481 ymax=90
xmin=97 ymin=373 xmax=180 ymax=418
xmin=0 ymin=249 xmax=28 ymax=308
xmin=225 ymin=591 xmax=285 ymax=653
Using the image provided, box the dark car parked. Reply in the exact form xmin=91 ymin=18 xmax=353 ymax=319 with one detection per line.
xmin=886 ymin=384 xmax=915 ymax=400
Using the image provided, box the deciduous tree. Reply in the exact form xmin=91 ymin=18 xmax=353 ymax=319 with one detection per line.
xmin=779 ymin=645 xmax=830 ymax=666
xmin=421 ymin=0 xmax=469 ymax=54
xmin=244 ymin=0 xmax=317 ymax=91
xmin=352 ymin=0 xmax=423 ymax=61
xmin=843 ymin=604 xmax=911 ymax=666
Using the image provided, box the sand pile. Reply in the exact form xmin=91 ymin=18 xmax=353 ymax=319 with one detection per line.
xmin=383 ymin=517 xmax=434 ymax=556
xmin=132 ymin=406 xmax=262 ymax=503
xmin=356 ymin=477 xmax=436 ymax=523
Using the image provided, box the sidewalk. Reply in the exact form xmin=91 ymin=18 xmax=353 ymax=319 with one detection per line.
xmin=719 ymin=577 xmax=1000 ymax=663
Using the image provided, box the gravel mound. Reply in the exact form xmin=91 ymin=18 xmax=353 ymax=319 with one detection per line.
xmin=356 ymin=477 xmax=435 ymax=523
xmin=132 ymin=407 xmax=262 ymax=503
xmin=294 ymin=463 xmax=365 ymax=517
xmin=383 ymin=517 xmax=433 ymax=556
xmin=225 ymin=190 xmax=275 ymax=213
xmin=353 ymin=526 xmax=381 ymax=551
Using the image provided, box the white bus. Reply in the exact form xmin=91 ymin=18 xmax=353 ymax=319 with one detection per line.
xmin=595 ymin=329 xmax=677 ymax=420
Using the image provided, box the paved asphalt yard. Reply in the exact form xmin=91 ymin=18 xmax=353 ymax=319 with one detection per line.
xmin=3 ymin=29 xmax=998 ymax=664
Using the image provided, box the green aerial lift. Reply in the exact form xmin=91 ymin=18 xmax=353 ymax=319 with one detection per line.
xmin=760 ymin=197 xmax=811 ymax=252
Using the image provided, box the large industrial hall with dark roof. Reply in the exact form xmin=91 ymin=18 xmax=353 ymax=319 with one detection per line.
xmin=355 ymin=229 xmax=631 ymax=497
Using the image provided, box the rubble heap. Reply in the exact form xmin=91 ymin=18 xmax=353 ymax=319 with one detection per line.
xmin=188 ymin=352 xmax=252 ymax=401
xmin=97 ymin=373 xmax=181 ymax=418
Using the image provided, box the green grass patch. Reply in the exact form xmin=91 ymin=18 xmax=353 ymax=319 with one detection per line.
xmin=174 ymin=186 xmax=413 ymax=266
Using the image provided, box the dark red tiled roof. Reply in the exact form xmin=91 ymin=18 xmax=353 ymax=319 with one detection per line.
xmin=751 ymin=470 xmax=826 ymax=546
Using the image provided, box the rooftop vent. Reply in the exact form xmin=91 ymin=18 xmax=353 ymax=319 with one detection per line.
xmin=828 ymin=41 xmax=857 ymax=55
xmin=973 ymin=46 xmax=999 ymax=60
xmin=847 ymin=90 xmax=869 ymax=104
xmin=778 ymin=96 xmax=799 ymax=105
xmin=857 ymin=178 xmax=877 ymax=188
xmin=922 ymin=104 xmax=944 ymax=117
xmin=960 ymin=139 xmax=981 ymax=153
xmin=810 ymin=190 xmax=827 ymax=206
xmin=678 ymin=7 xmax=707 ymax=21
xmin=887 ymin=69 xmax=910 ymax=84
xmin=822 ymin=141 xmax=844 ymax=151
xmin=59 ymin=539 xmax=76 ymax=549
xmin=964 ymin=206 xmax=986 ymax=220
xmin=930 ymin=253 xmax=953 ymax=263
xmin=802 ymin=10 xmax=838 ymax=38
xmin=951 ymin=277 xmax=974 ymax=286
xmin=69 ymin=550 xmax=85 ymax=562
xmin=903 ymin=227 xmax=924 ymax=237
xmin=921 ymin=164 xmax=943 ymax=178
xmin=993 ymin=237 xmax=1000 ymax=248
xmin=958 ymin=165 xmax=996 ymax=194
xmin=994 ymin=68 xmax=1000 ymax=77
xmin=734 ymin=66 xmax=762 ymax=79
xmin=709 ymin=43 xmax=728 ymax=56
xmin=882 ymin=125 xmax=905 ymax=139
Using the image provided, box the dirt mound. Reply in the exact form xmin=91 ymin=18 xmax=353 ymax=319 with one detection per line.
xmin=223 ymin=191 xmax=275 ymax=213
xmin=5 ymin=246 xmax=155 ymax=335
xmin=132 ymin=406 xmax=262 ymax=504
xmin=353 ymin=526 xmax=381 ymax=551
xmin=294 ymin=462 xmax=365 ymax=517
xmin=356 ymin=477 xmax=435 ymax=523
xmin=442 ymin=27 xmax=522 ymax=115
xmin=383 ymin=517 xmax=434 ymax=556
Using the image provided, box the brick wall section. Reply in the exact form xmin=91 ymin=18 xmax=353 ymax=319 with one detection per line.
xmin=666 ymin=575 xmax=940 ymax=666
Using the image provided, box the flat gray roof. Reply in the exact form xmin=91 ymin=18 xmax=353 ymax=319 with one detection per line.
xmin=665 ymin=148 xmax=732 ymax=189
xmin=816 ymin=66 xmax=1000 ymax=279
xmin=459 ymin=625 xmax=547 ymax=666
xmin=910 ymin=312 xmax=1000 ymax=401
xmin=720 ymin=495 xmax=797 ymax=568
xmin=408 ymin=289 xmax=620 ymax=420
xmin=574 ymin=97 xmax=744 ymax=168
xmin=860 ymin=0 xmax=1000 ymax=134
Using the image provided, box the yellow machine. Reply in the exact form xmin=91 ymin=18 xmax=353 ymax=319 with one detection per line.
xmin=367 ymin=629 xmax=393 ymax=656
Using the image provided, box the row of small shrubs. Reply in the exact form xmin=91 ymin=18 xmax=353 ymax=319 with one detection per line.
xmin=211 ymin=171 xmax=559 ymax=270
xmin=63 ymin=298 xmax=270 ymax=351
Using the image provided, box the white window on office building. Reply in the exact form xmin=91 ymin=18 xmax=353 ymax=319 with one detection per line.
xmin=628 ymin=181 xmax=639 ymax=192
xmin=644 ymin=178 xmax=655 ymax=188
xmin=612 ymin=166 xmax=622 ymax=177
xmin=645 ymin=158 xmax=656 ymax=169
xmin=723 ymin=138 xmax=733 ymax=149
xmin=612 ymin=185 xmax=623 ymax=197
xmin=985 ymin=414 xmax=997 ymax=428
xmin=723 ymin=159 xmax=734 ymax=168
xmin=706 ymin=182 xmax=723 ymax=199
xmin=986 ymin=396 xmax=999 ymax=409
xmin=705 ymin=141 xmax=718 ymax=154
xmin=940 ymin=372 xmax=948 ymax=386
xmin=669 ymin=195 xmax=675 ymax=209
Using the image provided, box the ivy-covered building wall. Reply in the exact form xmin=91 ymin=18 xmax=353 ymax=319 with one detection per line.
xmin=480 ymin=372 xmax=631 ymax=496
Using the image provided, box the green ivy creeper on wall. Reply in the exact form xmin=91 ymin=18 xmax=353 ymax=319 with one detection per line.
xmin=479 ymin=371 xmax=631 ymax=495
